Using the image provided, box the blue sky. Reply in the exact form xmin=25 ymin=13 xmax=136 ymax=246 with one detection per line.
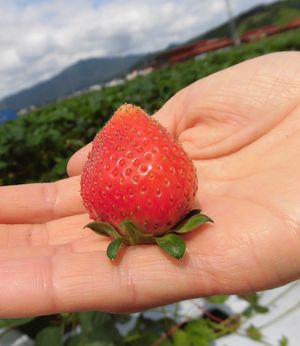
xmin=0 ymin=0 xmax=277 ymax=99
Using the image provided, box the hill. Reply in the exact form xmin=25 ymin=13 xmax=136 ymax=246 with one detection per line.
xmin=0 ymin=55 xmax=144 ymax=112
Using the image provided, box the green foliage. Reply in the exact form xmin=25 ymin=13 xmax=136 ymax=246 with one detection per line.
xmin=206 ymin=295 xmax=229 ymax=305
xmin=0 ymin=317 xmax=34 ymax=329
xmin=279 ymin=335 xmax=289 ymax=346
xmin=173 ymin=320 xmax=216 ymax=346
xmin=72 ymin=312 xmax=123 ymax=345
xmin=36 ymin=327 xmax=63 ymax=346
xmin=247 ymin=325 xmax=262 ymax=341
xmin=65 ymin=312 xmax=128 ymax=346
xmin=124 ymin=315 xmax=175 ymax=345
xmin=240 ymin=293 xmax=269 ymax=317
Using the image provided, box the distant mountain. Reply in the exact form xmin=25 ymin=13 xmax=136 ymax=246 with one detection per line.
xmin=0 ymin=55 xmax=145 ymax=111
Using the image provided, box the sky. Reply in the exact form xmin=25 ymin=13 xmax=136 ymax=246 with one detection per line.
xmin=0 ymin=0 xmax=277 ymax=100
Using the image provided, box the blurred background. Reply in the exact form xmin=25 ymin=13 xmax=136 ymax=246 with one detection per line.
xmin=0 ymin=0 xmax=300 ymax=345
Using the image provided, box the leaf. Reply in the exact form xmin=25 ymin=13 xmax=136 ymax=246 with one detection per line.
xmin=174 ymin=211 xmax=213 ymax=234
xmin=172 ymin=209 xmax=202 ymax=228
xmin=52 ymin=158 xmax=67 ymax=176
xmin=77 ymin=311 xmax=123 ymax=345
xmin=78 ymin=312 xmax=113 ymax=335
xmin=155 ymin=234 xmax=186 ymax=260
xmin=239 ymin=293 xmax=259 ymax=305
xmin=120 ymin=220 xmax=155 ymax=245
xmin=247 ymin=325 xmax=262 ymax=341
xmin=66 ymin=335 xmax=82 ymax=346
xmin=172 ymin=319 xmax=215 ymax=346
xmin=119 ymin=220 xmax=141 ymax=244
xmin=254 ymin=305 xmax=269 ymax=314
xmin=279 ymin=335 xmax=289 ymax=346
xmin=185 ymin=320 xmax=215 ymax=343
xmin=240 ymin=293 xmax=269 ymax=315
xmin=107 ymin=238 xmax=123 ymax=260
xmin=173 ymin=329 xmax=190 ymax=346
xmin=125 ymin=316 xmax=175 ymax=346
xmin=206 ymin=295 xmax=229 ymax=304
xmin=0 ymin=317 xmax=34 ymax=328
xmin=35 ymin=327 xmax=63 ymax=346
xmin=0 ymin=161 xmax=7 ymax=169
xmin=85 ymin=222 xmax=121 ymax=239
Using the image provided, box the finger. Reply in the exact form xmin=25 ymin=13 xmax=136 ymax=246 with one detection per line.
xmin=0 ymin=241 xmax=294 ymax=318
xmin=67 ymin=143 xmax=92 ymax=177
xmin=0 ymin=233 xmax=109 ymax=260
xmin=167 ymin=52 xmax=300 ymax=159
xmin=0 ymin=176 xmax=85 ymax=224
xmin=0 ymin=214 xmax=93 ymax=247
xmin=0 ymin=247 xmax=215 ymax=318
xmin=1 ymin=194 xmax=299 ymax=318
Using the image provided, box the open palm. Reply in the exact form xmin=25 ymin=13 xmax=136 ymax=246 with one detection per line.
xmin=1 ymin=52 xmax=300 ymax=318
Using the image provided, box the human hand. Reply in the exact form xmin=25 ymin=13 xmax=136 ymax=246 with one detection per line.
xmin=1 ymin=52 xmax=300 ymax=318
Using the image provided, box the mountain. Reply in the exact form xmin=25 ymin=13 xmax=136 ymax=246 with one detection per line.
xmin=0 ymin=55 xmax=144 ymax=111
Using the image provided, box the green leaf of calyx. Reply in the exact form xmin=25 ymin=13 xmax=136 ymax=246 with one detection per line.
xmin=173 ymin=209 xmax=202 ymax=227
xmin=85 ymin=222 xmax=121 ymax=239
xmin=174 ymin=211 xmax=213 ymax=234
xmin=120 ymin=220 xmax=155 ymax=245
xmin=155 ymin=234 xmax=186 ymax=260
xmin=107 ymin=238 xmax=123 ymax=260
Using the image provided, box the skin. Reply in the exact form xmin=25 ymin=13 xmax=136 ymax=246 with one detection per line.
xmin=0 ymin=52 xmax=300 ymax=318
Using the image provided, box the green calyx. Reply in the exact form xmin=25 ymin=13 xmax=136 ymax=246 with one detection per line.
xmin=84 ymin=209 xmax=213 ymax=261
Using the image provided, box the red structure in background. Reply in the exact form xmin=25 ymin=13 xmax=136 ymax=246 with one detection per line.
xmin=153 ymin=18 xmax=300 ymax=67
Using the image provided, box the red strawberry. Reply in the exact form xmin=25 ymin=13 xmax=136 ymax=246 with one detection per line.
xmin=81 ymin=104 xmax=212 ymax=260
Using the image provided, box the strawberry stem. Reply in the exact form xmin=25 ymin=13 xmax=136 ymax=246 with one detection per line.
xmin=120 ymin=220 xmax=155 ymax=245
xmin=84 ymin=222 xmax=121 ymax=239
xmin=84 ymin=209 xmax=213 ymax=261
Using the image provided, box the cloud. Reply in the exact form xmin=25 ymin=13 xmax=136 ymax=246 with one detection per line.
xmin=0 ymin=0 xmax=276 ymax=100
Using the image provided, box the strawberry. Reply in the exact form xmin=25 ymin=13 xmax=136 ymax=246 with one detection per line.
xmin=81 ymin=104 xmax=212 ymax=260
